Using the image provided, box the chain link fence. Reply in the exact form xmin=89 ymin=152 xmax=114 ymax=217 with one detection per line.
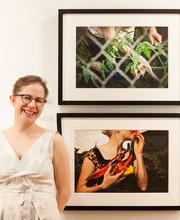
xmin=76 ymin=27 xmax=168 ymax=88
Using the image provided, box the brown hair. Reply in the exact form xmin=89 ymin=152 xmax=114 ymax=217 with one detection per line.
xmin=13 ymin=75 xmax=49 ymax=99
xmin=101 ymin=130 xmax=113 ymax=137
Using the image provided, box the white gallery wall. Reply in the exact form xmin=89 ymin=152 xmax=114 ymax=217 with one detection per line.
xmin=0 ymin=0 xmax=180 ymax=219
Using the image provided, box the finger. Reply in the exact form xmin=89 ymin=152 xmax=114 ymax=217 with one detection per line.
xmin=116 ymin=176 xmax=126 ymax=183
xmin=134 ymin=134 xmax=144 ymax=147
xmin=115 ymin=170 xmax=124 ymax=178
xmin=154 ymin=35 xmax=162 ymax=45
xmin=155 ymin=41 xmax=159 ymax=47
xmin=115 ymin=171 xmax=126 ymax=183
xmin=139 ymin=134 xmax=144 ymax=143
xmin=134 ymin=136 xmax=140 ymax=144
xmin=156 ymin=34 xmax=162 ymax=43
xmin=136 ymin=133 xmax=144 ymax=141
xmin=149 ymin=35 xmax=154 ymax=45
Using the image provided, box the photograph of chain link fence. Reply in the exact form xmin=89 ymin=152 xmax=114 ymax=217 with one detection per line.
xmin=76 ymin=26 xmax=168 ymax=88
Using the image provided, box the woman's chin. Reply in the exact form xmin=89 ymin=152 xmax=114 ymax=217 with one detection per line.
xmin=20 ymin=111 xmax=37 ymax=124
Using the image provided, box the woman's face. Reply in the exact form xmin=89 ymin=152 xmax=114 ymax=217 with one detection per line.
xmin=10 ymin=83 xmax=46 ymax=125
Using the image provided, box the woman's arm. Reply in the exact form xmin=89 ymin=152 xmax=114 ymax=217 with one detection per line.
xmin=53 ymin=133 xmax=71 ymax=214
xmin=76 ymin=157 xmax=105 ymax=192
xmin=76 ymin=157 xmax=124 ymax=192
xmin=133 ymin=133 xmax=148 ymax=191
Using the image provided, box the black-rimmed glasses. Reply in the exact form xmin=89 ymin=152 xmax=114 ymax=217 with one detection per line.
xmin=14 ymin=94 xmax=47 ymax=107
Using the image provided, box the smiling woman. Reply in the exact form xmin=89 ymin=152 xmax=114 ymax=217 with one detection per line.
xmin=0 ymin=75 xmax=71 ymax=219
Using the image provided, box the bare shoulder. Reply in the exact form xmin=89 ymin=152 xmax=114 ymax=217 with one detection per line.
xmin=53 ymin=132 xmax=67 ymax=154
xmin=53 ymin=132 xmax=69 ymax=170
xmin=54 ymin=132 xmax=65 ymax=145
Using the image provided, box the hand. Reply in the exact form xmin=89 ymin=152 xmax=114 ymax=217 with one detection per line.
xmin=134 ymin=133 xmax=145 ymax=156
xmin=148 ymin=27 xmax=162 ymax=46
xmin=101 ymin=166 xmax=125 ymax=190
xmin=136 ymin=54 xmax=153 ymax=77
xmin=101 ymin=27 xmax=116 ymax=41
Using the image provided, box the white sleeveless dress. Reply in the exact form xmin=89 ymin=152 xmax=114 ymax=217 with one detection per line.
xmin=0 ymin=130 xmax=62 ymax=220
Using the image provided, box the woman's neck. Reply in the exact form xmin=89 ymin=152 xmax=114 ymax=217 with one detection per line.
xmin=11 ymin=121 xmax=38 ymax=134
xmin=109 ymin=137 xmax=124 ymax=148
xmin=104 ymin=138 xmax=124 ymax=154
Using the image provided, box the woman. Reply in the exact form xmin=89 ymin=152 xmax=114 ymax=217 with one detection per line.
xmin=0 ymin=75 xmax=71 ymax=219
xmin=76 ymin=130 xmax=148 ymax=192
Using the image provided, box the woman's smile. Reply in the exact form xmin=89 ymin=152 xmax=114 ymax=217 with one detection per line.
xmin=22 ymin=108 xmax=37 ymax=117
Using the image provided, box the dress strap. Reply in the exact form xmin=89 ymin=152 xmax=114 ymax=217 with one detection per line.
xmin=48 ymin=130 xmax=58 ymax=159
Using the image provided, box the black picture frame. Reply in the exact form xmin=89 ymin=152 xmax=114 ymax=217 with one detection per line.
xmin=57 ymin=112 xmax=180 ymax=210
xmin=58 ymin=9 xmax=180 ymax=105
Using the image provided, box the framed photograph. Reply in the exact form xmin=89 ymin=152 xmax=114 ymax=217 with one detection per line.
xmin=58 ymin=9 xmax=180 ymax=105
xmin=57 ymin=113 xmax=180 ymax=210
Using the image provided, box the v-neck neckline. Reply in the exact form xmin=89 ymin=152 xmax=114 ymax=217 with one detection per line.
xmin=1 ymin=130 xmax=48 ymax=161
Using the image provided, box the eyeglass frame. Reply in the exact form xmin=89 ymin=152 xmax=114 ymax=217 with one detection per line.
xmin=14 ymin=94 xmax=47 ymax=107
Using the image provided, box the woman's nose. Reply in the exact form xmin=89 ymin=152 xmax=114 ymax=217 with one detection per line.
xmin=28 ymin=99 xmax=36 ymax=107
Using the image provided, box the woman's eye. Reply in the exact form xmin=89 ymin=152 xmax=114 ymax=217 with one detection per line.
xmin=36 ymin=99 xmax=44 ymax=103
xmin=23 ymin=96 xmax=32 ymax=101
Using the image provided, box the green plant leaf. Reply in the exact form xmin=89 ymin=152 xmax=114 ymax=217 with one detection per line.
xmin=143 ymin=47 xmax=151 ymax=59
xmin=105 ymin=59 xmax=115 ymax=71
xmin=136 ymin=41 xmax=154 ymax=58
xmin=82 ymin=67 xmax=91 ymax=83
xmin=90 ymin=75 xmax=99 ymax=87
xmin=124 ymin=62 xmax=132 ymax=74
xmin=99 ymin=66 xmax=106 ymax=79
